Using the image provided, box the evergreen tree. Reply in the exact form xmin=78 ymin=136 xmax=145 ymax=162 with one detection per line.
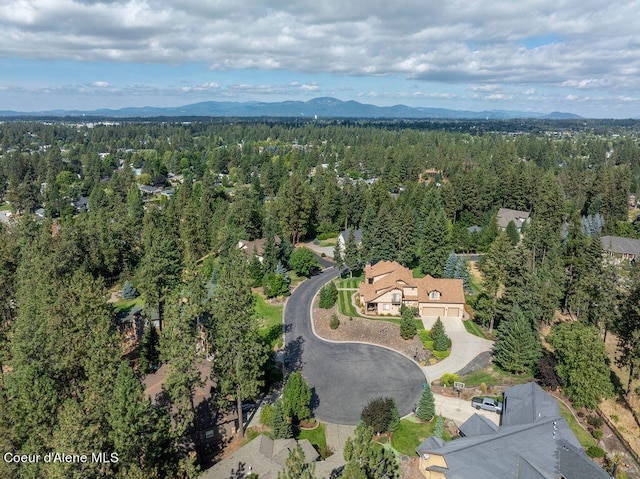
xmin=616 ymin=273 xmax=640 ymax=396
xmin=419 ymin=209 xmax=451 ymax=277
xmin=278 ymin=444 xmax=317 ymax=479
xmin=209 ymin=248 xmax=269 ymax=438
xmin=282 ymin=371 xmax=312 ymax=423
xmin=333 ymin=238 xmax=345 ymax=272
xmin=505 ymin=220 xmax=520 ymax=246
xmin=478 ymin=231 xmax=514 ymax=332
xmin=344 ymin=227 xmax=361 ymax=277
xmin=248 ymin=248 xmax=264 ymax=287
xmin=433 ymin=416 xmax=445 ymax=439
xmin=270 ymin=400 xmax=293 ymax=439
xmin=443 ymin=252 xmax=457 ymax=278
xmin=108 ymin=361 xmax=177 ymax=478
xmin=160 ymin=274 xmax=205 ymax=440
xmin=416 ymin=384 xmax=436 ymax=421
xmin=127 ymin=182 xmax=144 ymax=231
xmin=290 ymin=247 xmax=320 ymax=277
xmin=430 ymin=317 xmax=449 ymax=351
xmin=399 ymin=307 xmax=417 ymax=340
xmin=493 ymin=307 xmax=542 ymax=374
xmin=121 ymin=280 xmax=138 ymax=300
xmin=137 ymin=209 xmax=182 ymax=330
xmin=343 ymin=422 xmax=398 ymax=479
xmin=138 ymin=323 xmax=160 ymax=374
xmin=319 ymin=282 xmax=338 ymax=309
xmin=548 ymin=322 xmax=614 ymax=408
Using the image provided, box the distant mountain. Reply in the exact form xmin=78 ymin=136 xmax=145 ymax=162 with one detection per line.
xmin=0 ymin=97 xmax=582 ymax=120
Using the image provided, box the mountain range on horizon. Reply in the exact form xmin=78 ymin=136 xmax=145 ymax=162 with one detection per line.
xmin=0 ymin=96 xmax=582 ymax=120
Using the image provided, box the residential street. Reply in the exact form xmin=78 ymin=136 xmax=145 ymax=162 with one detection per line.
xmin=284 ymin=267 xmax=425 ymax=425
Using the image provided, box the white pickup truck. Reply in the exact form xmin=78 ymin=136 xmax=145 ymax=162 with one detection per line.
xmin=471 ymin=397 xmax=503 ymax=414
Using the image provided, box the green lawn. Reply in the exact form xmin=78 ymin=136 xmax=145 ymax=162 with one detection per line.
xmin=255 ymin=294 xmax=284 ymax=348
xmin=297 ymin=423 xmax=327 ymax=456
xmin=460 ymin=365 xmax=534 ymax=387
xmin=112 ymin=296 xmax=144 ymax=313
xmin=557 ymin=400 xmax=596 ymax=448
xmin=336 ymin=275 xmax=363 ymax=289
xmin=337 ymin=289 xmax=365 ymax=318
xmin=390 ymin=417 xmax=450 ymax=456
xmin=463 ymin=319 xmax=488 ymax=339
xmin=0 ymin=203 xmax=11 ymax=211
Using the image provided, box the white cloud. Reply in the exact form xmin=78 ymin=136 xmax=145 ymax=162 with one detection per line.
xmin=0 ymin=0 xmax=639 ymax=115
xmin=91 ymin=81 xmax=110 ymax=87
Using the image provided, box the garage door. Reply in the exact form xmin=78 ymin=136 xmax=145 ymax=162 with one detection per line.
xmin=422 ymin=307 xmax=445 ymax=317
xmin=447 ymin=307 xmax=460 ymax=318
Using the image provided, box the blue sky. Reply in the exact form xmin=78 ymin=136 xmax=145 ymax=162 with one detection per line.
xmin=1 ymin=0 xmax=639 ymax=118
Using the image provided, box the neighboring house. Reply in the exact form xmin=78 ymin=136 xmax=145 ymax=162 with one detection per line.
xmin=0 ymin=210 xmax=12 ymax=225
xmin=466 ymin=225 xmax=481 ymax=234
xmin=71 ymin=195 xmax=89 ymax=212
xmin=601 ymin=235 xmax=640 ymax=261
xmin=138 ymin=184 xmax=163 ymax=196
xmin=358 ymin=261 xmax=464 ymax=319
xmin=496 ymin=208 xmax=530 ymax=230
xmin=337 ymin=227 xmax=363 ymax=252
xmin=200 ymin=435 xmax=319 ymax=479
xmin=416 ymin=382 xmax=610 ymax=479
xmin=237 ymin=236 xmax=281 ymax=263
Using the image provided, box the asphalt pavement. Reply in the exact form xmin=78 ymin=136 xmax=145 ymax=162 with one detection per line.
xmin=284 ymin=267 xmax=425 ymax=425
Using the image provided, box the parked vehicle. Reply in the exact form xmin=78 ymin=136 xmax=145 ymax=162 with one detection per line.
xmin=471 ymin=396 xmax=503 ymax=413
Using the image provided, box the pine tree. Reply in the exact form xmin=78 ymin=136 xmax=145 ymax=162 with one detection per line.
xmin=209 ymin=248 xmax=269 ymax=438
xmin=493 ymin=307 xmax=542 ymax=374
xmin=270 ymin=400 xmax=293 ymax=439
xmin=416 ymin=384 xmax=436 ymax=421
xmin=478 ymin=231 xmax=514 ymax=332
xmin=400 ymin=307 xmax=417 ymax=340
xmin=505 ymin=220 xmax=520 ymax=245
xmin=443 ymin=252 xmax=457 ymax=278
xmin=548 ymin=322 xmax=614 ymax=408
xmin=278 ymin=444 xmax=317 ymax=479
xmin=344 ymin=227 xmax=361 ymax=277
xmin=433 ymin=416 xmax=445 ymax=439
xmin=430 ymin=317 xmax=449 ymax=352
xmin=419 ymin=209 xmax=451 ymax=277
xmin=138 ymin=323 xmax=160 ymax=374
xmin=343 ymin=422 xmax=398 ymax=479
xmin=121 ymin=280 xmax=138 ymax=300
xmin=282 ymin=371 xmax=312 ymax=423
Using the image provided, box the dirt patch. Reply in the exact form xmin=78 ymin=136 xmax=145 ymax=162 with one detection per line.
xmin=313 ymin=298 xmax=429 ymax=363
xmin=400 ymin=456 xmax=426 ymax=479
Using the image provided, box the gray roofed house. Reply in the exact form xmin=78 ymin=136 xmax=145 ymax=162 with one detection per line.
xmin=200 ymin=435 xmax=319 ymax=479
xmin=600 ymin=235 xmax=640 ymax=261
xmin=338 ymin=228 xmax=363 ymax=252
xmin=497 ymin=208 xmax=530 ymax=230
xmin=466 ymin=225 xmax=482 ymax=234
xmin=415 ymin=382 xmax=610 ymax=479
xmin=457 ymin=413 xmax=499 ymax=437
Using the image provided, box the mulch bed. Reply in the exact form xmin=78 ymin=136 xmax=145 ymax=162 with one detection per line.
xmin=313 ymin=297 xmax=429 ymax=363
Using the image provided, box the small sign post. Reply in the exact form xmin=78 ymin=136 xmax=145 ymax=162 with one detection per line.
xmin=453 ymin=381 xmax=465 ymax=398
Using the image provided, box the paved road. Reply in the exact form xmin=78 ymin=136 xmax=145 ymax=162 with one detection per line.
xmin=285 ymin=268 xmax=425 ymax=425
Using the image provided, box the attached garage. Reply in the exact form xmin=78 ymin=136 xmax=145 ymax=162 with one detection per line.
xmin=422 ymin=306 xmax=446 ymax=317
xmin=447 ymin=307 xmax=460 ymax=318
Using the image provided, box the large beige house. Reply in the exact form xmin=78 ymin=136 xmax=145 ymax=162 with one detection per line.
xmin=358 ymin=261 xmax=465 ymax=319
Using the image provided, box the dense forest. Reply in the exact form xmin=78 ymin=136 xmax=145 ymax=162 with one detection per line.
xmin=0 ymin=118 xmax=639 ymax=478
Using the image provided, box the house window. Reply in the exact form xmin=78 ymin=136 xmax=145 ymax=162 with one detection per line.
xmin=368 ymin=278 xmax=374 ymax=284
xmin=383 ymin=304 xmax=390 ymax=311
xmin=430 ymin=291 xmax=440 ymax=300
xmin=392 ymin=293 xmax=401 ymax=303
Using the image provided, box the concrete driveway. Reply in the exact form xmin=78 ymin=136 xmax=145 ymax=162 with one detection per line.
xmin=434 ymin=393 xmax=500 ymax=427
xmin=284 ymin=267 xmax=425 ymax=425
xmin=421 ymin=316 xmax=494 ymax=383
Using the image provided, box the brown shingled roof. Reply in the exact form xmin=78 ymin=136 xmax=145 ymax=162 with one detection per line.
xmin=360 ymin=262 xmax=464 ymax=305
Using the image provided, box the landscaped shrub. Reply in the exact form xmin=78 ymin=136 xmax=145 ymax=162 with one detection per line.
xmin=592 ymin=429 xmax=603 ymax=440
xmin=330 ymin=314 xmax=340 ymax=329
xmin=263 ymin=273 xmax=290 ymax=298
xmin=319 ymin=282 xmax=338 ymax=309
xmin=361 ymin=397 xmax=397 ymax=434
xmin=431 ymin=318 xmax=450 ymax=352
xmin=586 ymin=416 xmax=604 ymax=429
xmin=433 ymin=350 xmax=450 ymax=360
xmin=121 ymin=280 xmax=138 ymax=300
xmin=418 ymin=330 xmax=434 ymax=350
xmin=260 ymin=404 xmax=274 ymax=426
xmin=586 ymin=446 xmax=605 ymax=458
xmin=440 ymin=373 xmax=459 ymax=387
